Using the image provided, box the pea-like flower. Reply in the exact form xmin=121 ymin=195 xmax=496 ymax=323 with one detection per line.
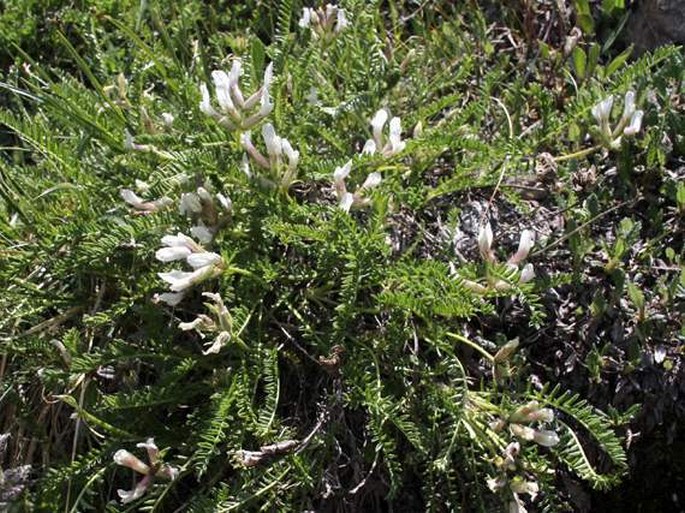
xmin=591 ymin=90 xmax=644 ymax=149
xmin=179 ymin=186 xmax=232 ymax=244
xmin=241 ymin=123 xmax=300 ymax=190
xmin=508 ymin=230 xmax=535 ymax=267
xmin=178 ymin=292 xmax=244 ymax=354
xmin=508 ymin=477 xmax=540 ymax=513
xmin=362 ymin=109 xmax=406 ymax=157
xmin=155 ymin=233 xmax=224 ymax=305
xmin=200 ymin=59 xmax=273 ymax=130
xmin=509 ymin=423 xmax=560 ymax=447
xmin=460 ymin=223 xmax=536 ymax=293
xmin=120 ymin=189 xmax=173 ymax=213
xmin=113 ymin=438 xmax=178 ymax=504
xmin=298 ymin=4 xmax=349 ymax=40
xmin=509 ymin=401 xmax=554 ymax=424
xmin=478 ymin=222 xmax=495 ymax=263
xmin=332 ymin=159 xmax=382 ymax=212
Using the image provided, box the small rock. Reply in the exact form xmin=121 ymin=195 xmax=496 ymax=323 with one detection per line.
xmin=627 ymin=0 xmax=685 ymax=54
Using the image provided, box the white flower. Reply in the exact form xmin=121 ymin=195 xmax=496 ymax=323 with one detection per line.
xmin=242 ymin=124 xmax=300 ymax=189
xmin=365 ymin=109 xmax=406 ymax=158
xmin=361 ymin=172 xmax=382 ymax=190
xmin=510 ymin=423 xmax=560 ymax=447
xmin=241 ymin=132 xmax=270 ymax=169
xmin=155 ymin=245 xmax=192 ymax=262
xmin=178 ymin=314 xmax=214 ymax=332
xmin=532 ymin=429 xmax=560 ymax=447
xmin=520 ymin=263 xmax=535 ymax=283
xmin=487 ymin=475 xmax=507 ymax=492
xmin=211 ymin=70 xmax=236 ymax=114
xmin=158 ymin=269 xmax=206 ymax=292
xmin=590 ymin=91 xmax=645 ymax=149
xmin=370 ymin=109 xmax=388 ymax=149
xmin=298 ymin=4 xmax=348 ymax=39
xmin=186 ymin=251 xmax=222 ymax=270
xmin=622 ymin=90 xmax=636 ymax=121
xmin=199 ymin=59 xmax=274 ymax=130
xmin=282 ymin=139 xmax=300 ymax=171
xmin=510 ymin=479 xmax=539 ymax=501
xmin=298 ymin=8 xmax=312 ymax=28
xmin=179 ymin=186 xmax=232 ymax=240
xmin=509 ymin=493 xmax=529 ymax=513
xmin=509 ymin=230 xmax=535 ymax=266
xmin=203 ymin=331 xmax=231 ymax=355
xmin=216 ymin=193 xmax=232 ymax=212
xmin=113 ymin=449 xmax=150 ymax=475
xmin=332 ymin=160 xmax=381 ymax=212
xmin=509 ymin=401 xmax=554 ymax=424
xmin=154 ymin=292 xmax=186 ymax=306
xmin=478 ymin=222 xmax=494 ymax=262
xmin=335 ymin=8 xmax=349 ymax=33
xmin=120 ymin=189 xmax=172 ymax=213
xmin=623 ymin=110 xmax=643 ymax=136
xmin=502 ymin=441 xmax=520 ymax=470
xmin=159 ymin=232 xmax=201 ymax=253
xmin=155 ymin=233 xmax=223 ymax=297
xmin=161 ymin=112 xmax=174 ymax=126
xmin=262 ymin=123 xmax=282 ymax=159
xmin=591 ymin=95 xmax=614 ymax=125
xmin=113 ymin=440 xmax=177 ymax=504
xmin=333 ymin=159 xmax=352 ymax=199
xmin=190 ymin=225 xmax=214 ymax=244
xmin=176 ymin=293 xmax=235 ymax=355
xmin=120 ymin=189 xmax=144 ymax=207
xmin=339 ymin=192 xmax=355 ymax=213
xmin=117 ymin=479 xmax=150 ymax=504
xmin=361 ymin=139 xmax=376 ymax=155
xmin=386 ymin=117 xmax=406 ymax=154
xmin=199 ymin=84 xmax=217 ymax=116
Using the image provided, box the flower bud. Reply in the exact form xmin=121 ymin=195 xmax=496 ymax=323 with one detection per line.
xmin=478 ymin=222 xmax=494 ymax=262
xmin=623 ymin=110 xmax=643 ymax=136
xmin=113 ymin=450 xmax=150 ymax=475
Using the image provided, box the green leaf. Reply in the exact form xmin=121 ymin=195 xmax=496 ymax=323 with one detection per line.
xmin=251 ymin=37 xmax=267 ymax=82
xmin=604 ymin=46 xmax=633 ymax=77
xmin=574 ymin=0 xmax=595 ymax=34
xmin=573 ymin=47 xmax=587 ymax=79
xmin=626 ymin=281 xmax=645 ymax=312
xmin=587 ymin=42 xmax=601 ymax=78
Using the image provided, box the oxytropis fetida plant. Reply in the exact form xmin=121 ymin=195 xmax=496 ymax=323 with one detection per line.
xmin=94 ymin=3 xmax=634 ymax=511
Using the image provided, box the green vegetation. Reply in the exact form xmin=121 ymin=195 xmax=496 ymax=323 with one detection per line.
xmin=1 ymin=1 xmax=683 ymax=512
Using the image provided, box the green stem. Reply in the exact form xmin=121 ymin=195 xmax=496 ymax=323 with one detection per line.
xmin=554 ymin=144 xmax=601 ymax=162
xmin=446 ymin=332 xmax=494 ymax=362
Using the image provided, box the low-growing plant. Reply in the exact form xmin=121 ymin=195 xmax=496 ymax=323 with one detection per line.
xmin=1 ymin=1 xmax=683 ymax=512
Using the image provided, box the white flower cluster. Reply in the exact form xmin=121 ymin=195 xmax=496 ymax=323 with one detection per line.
xmin=459 ymin=223 xmax=535 ymax=294
xmin=200 ymin=59 xmax=274 ymax=131
xmin=591 ymin=90 xmax=644 ymax=149
xmin=487 ymin=401 xmax=559 ymax=512
xmin=362 ymin=109 xmax=406 ymax=157
xmin=487 ymin=442 xmax=540 ymax=513
xmin=326 ymin=108 xmax=408 ymax=213
xmin=332 ymin=160 xmax=381 ymax=212
xmin=113 ymin=438 xmax=178 ymax=504
xmin=179 ymin=186 xmax=232 ymax=244
xmin=178 ymin=292 xmax=241 ymax=355
xmin=155 ymin=233 xmax=225 ymax=305
xmin=298 ymin=4 xmax=349 ymax=40
xmin=507 ymin=400 xmax=559 ymax=447
xmin=241 ymin=123 xmax=300 ymax=190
